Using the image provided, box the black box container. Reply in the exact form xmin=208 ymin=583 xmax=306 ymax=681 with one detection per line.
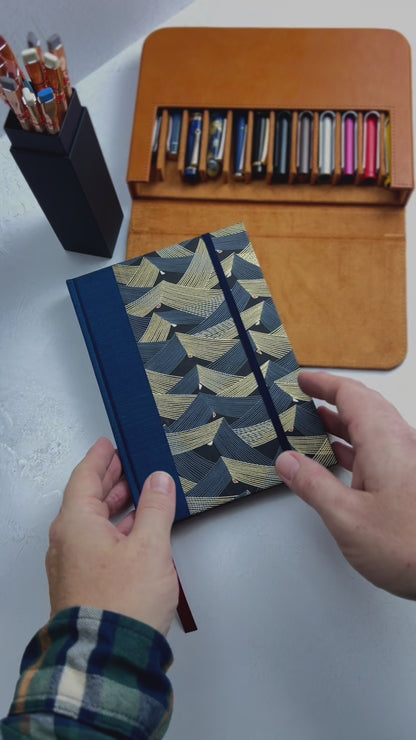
xmin=4 ymin=89 xmax=123 ymax=257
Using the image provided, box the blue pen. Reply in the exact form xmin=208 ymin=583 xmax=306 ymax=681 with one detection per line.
xmin=233 ymin=112 xmax=248 ymax=180
xmin=167 ymin=110 xmax=182 ymax=159
xmin=184 ymin=111 xmax=203 ymax=183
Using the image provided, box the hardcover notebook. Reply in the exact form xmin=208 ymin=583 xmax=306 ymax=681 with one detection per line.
xmin=67 ymin=223 xmax=336 ymax=523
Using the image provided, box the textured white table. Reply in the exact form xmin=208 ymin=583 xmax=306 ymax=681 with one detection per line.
xmin=1 ymin=2 xmax=416 ymax=738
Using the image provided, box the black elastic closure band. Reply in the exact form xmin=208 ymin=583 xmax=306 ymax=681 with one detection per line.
xmin=203 ymin=232 xmax=291 ymax=453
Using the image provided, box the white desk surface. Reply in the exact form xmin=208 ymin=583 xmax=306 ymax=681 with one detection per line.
xmin=1 ymin=1 xmax=416 ymax=738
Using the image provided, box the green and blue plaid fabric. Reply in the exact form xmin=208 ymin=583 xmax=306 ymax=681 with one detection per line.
xmin=1 ymin=607 xmax=173 ymax=739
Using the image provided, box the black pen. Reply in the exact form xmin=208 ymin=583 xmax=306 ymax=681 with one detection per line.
xmin=184 ymin=111 xmax=203 ymax=183
xmin=296 ymin=111 xmax=313 ymax=181
xmin=251 ymin=111 xmax=270 ymax=179
xmin=206 ymin=111 xmax=227 ymax=178
xmin=272 ymin=111 xmax=292 ymax=183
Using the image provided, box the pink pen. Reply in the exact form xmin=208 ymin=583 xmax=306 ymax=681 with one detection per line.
xmin=342 ymin=111 xmax=357 ymax=181
xmin=363 ymin=111 xmax=380 ymax=183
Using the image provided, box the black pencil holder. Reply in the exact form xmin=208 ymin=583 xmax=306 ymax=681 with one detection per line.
xmin=4 ymin=89 xmax=123 ymax=258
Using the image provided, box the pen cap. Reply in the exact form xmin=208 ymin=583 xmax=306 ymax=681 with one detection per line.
xmin=3 ymin=88 xmax=123 ymax=257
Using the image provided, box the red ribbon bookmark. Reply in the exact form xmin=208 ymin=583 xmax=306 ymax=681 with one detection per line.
xmin=176 ymin=571 xmax=197 ymax=633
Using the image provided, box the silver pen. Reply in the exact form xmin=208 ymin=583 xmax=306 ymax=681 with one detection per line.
xmin=318 ymin=110 xmax=336 ymax=182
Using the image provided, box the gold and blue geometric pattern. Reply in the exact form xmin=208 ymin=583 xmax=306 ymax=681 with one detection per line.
xmin=112 ymin=223 xmax=336 ymax=516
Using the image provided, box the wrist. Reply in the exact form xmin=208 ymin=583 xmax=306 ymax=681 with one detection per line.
xmin=10 ymin=606 xmax=174 ymax=737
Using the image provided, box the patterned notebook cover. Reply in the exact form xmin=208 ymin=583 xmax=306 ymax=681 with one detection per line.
xmin=67 ymin=223 xmax=336 ymax=521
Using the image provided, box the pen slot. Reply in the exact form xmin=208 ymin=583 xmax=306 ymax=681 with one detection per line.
xmin=177 ymin=108 xmax=189 ymax=179
xmin=310 ymin=111 xmax=320 ymax=184
xmin=244 ymin=110 xmax=254 ymax=183
xmin=341 ymin=110 xmax=359 ymax=184
xmin=222 ymin=110 xmax=233 ymax=182
xmin=251 ymin=110 xmax=271 ymax=181
xmin=289 ymin=111 xmax=298 ymax=184
xmin=155 ymin=109 xmax=169 ymax=181
xmin=266 ymin=110 xmax=275 ymax=184
xmin=384 ymin=114 xmax=391 ymax=188
xmin=332 ymin=111 xmax=342 ymax=185
xmin=150 ymin=109 xmax=162 ymax=182
xmin=296 ymin=111 xmax=313 ymax=183
xmin=232 ymin=109 xmax=249 ymax=182
xmin=206 ymin=109 xmax=228 ymax=181
xmin=183 ymin=109 xmax=204 ymax=184
xmin=355 ymin=112 xmax=364 ymax=185
xmin=166 ymin=108 xmax=183 ymax=161
xmin=316 ymin=111 xmax=335 ymax=184
xmin=271 ymin=110 xmax=292 ymax=184
xmin=377 ymin=112 xmax=386 ymax=187
xmin=361 ymin=110 xmax=380 ymax=186
xmin=198 ymin=110 xmax=210 ymax=182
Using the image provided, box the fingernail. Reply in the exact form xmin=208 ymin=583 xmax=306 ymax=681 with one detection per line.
xmin=276 ymin=452 xmax=300 ymax=482
xmin=149 ymin=471 xmax=173 ymax=494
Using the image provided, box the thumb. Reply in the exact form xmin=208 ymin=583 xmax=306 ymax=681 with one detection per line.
xmin=133 ymin=471 xmax=176 ymax=539
xmin=276 ymin=451 xmax=352 ymax=529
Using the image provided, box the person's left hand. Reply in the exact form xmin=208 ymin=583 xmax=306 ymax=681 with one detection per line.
xmin=46 ymin=437 xmax=178 ymax=636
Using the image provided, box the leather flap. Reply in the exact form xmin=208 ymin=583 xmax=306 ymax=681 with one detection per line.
xmin=127 ymin=199 xmax=407 ymax=370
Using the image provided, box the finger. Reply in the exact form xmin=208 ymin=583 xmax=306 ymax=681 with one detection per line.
xmin=132 ymin=471 xmax=176 ymax=540
xmin=63 ymin=437 xmax=117 ymax=504
xmin=276 ymin=450 xmax=356 ymax=531
xmin=116 ymin=509 xmax=136 ymax=536
xmin=298 ymin=370 xmax=358 ymax=407
xmin=298 ymin=370 xmax=404 ymax=449
xmin=332 ymin=440 xmax=354 ymax=471
xmin=83 ymin=437 xmax=117 ymax=476
xmin=105 ymin=478 xmax=132 ymax=518
xmin=101 ymin=450 xmax=123 ymax=498
xmin=318 ymin=405 xmax=351 ymax=444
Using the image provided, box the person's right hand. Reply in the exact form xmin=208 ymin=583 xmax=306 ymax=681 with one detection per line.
xmin=276 ymin=371 xmax=416 ymax=600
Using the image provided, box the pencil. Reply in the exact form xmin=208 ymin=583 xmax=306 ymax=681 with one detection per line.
xmin=46 ymin=34 xmax=72 ymax=99
xmin=38 ymin=86 xmax=60 ymax=134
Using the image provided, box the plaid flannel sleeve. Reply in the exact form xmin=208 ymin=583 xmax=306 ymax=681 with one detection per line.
xmin=0 ymin=606 xmax=174 ymax=739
